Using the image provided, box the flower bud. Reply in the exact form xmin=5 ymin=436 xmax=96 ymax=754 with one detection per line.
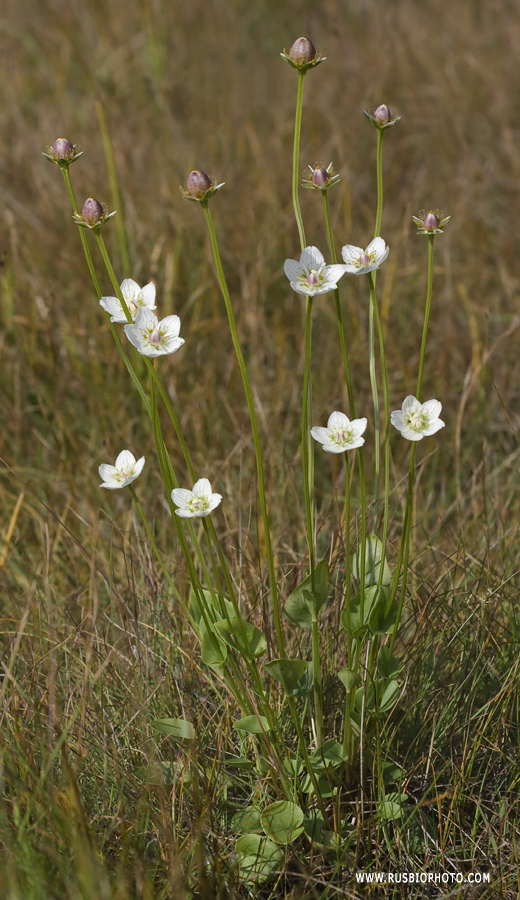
xmin=52 ymin=137 xmax=75 ymax=161
xmin=81 ymin=197 xmax=104 ymax=226
xmin=180 ymin=170 xmax=225 ymax=203
xmin=423 ymin=212 xmax=439 ymax=232
xmin=311 ymin=166 xmax=329 ymax=187
xmin=289 ymin=37 xmax=316 ymax=66
xmin=373 ymin=104 xmax=391 ymax=126
xmin=186 ymin=170 xmax=212 ymax=199
xmin=301 ymin=162 xmax=341 ymax=192
xmin=412 ymin=209 xmax=451 ymax=235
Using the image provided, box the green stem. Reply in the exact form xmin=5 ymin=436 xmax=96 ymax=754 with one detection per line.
xmin=201 ymin=202 xmax=285 ymax=659
xmin=416 ymin=235 xmax=435 ymax=399
xmin=388 ymin=444 xmax=417 ymax=655
xmin=292 ymin=71 xmax=307 ymax=251
xmin=368 ymin=272 xmax=391 ymax=582
xmin=368 ymin=293 xmax=380 ymax=524
xmin=375 ymin=130 xmax=384 ymax=239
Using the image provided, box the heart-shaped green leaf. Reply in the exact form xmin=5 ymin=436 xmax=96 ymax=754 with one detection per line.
xmin=351 ymin=535 xmax=392 ymax=588
xmin=260 ymin=800 xmax=304 ymax=844
xmin=200 ymin=623 xmax=227 ymax=667
xmin=263 ymin=658 xmax=310 ymax=694
xmin=338 ymin=668 xmax=362 ymax=692
xmin=377 ymin=645 xmax=400 ymax=678
xmin=283 ymin=560 xmax=329 ymax=629
xmin=214 ymin=617 xmax=267 ymax=658
xmin=309 ymin=740 xmax=348 ymax=772
xmin=234 ymin=715 xmax=270 ymax=734
xmin=151 ymin=718 xmax=195 ymax=740
xmin=377 ymin=792 xmax=408 ymax=821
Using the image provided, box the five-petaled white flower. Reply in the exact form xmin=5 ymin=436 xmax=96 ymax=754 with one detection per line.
xmin=341 ymin=237 xmax=389 ymax=275
xmin=390 ymin=395 xmax=445 ymax=441
xmin=284 ymin=246 xmax=346 ymax=296
xmin=99 ymin=450 xmax=145 ymax=489
xmin=124 ymin=307 xmax=185 ymax=358
xmin=100 ymin=278 xmax=157 ymax=323
xmin=311 ymin=411 xmax=367 ymax=453
xmin=171 ymin=478 xmax=222 ymax=518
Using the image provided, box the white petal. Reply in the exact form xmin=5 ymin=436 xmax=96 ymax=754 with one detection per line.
xmin=121 ymin=278 xmax=140 ymax=300
xmin=422 ymin=399 xmax=442 ymax=420
xmin=99 ymin=463 xmax=118 ymax=482
xmin=193 ymin=478 xmax=212 ymax=497
xmin=400 ymin=427 xmax=423 ymax=441
xmin=422 ymin=418 xmax=445 ymax=436
xmin=365 ymin=237 xmax=388 ymax=266
xmin=161 ymin=336 xmax=185 ymax=355
xmin=341 ymin=244 xmax=363 ymax=267
xmin=115 ymin=449 xmax=136 ymax=470
xmin=171 ymin=488 xmax=193 ymax=508
xmin=350 ymin=417 xmax=368 ymax=436
xmin=175 ymin=508 xmax=195 ymax=517
xmin=284 ymin=258 xmax=301 ymax=281
xmin=327 ymin=411 xmax=350 ymax=429
xmin=402 ymin=395 xmax=420 ymax=415
xmin=310 ymin=426 xmax=330 ymax=444
xmin=347 ymin=436 xmax=365 ymax=449
xmin=390 ymin=411 xmax=405 ymax=430
xmin=300 ymin=246 xmax=325 ymax=269
xmin=133 ymin=456 xmax=146 ymax=477
xmin=207 ymin=493 xmax=223 ymax=511
xmin=322 ymin=442 xmax=347 ymax=454
xmin=123 ymin=323 xmax=142 ymax=349
xmin=323 ymin=264 xmax=347 ymax=285
xmin=134 ymin=307 xmax=159 ymax=329
xmin=160 ymin=315 xmax=181 ymax=338
xmin=140 ymin=282 xmax=156 ymax=307
xmin=100 ymin=296 xmax=125 ymax=321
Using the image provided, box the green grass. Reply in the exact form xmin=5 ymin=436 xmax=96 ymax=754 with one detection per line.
xmin=1 ymin=0 xmax=520 ymax=896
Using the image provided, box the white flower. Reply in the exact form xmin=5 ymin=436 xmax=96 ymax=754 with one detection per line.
xmin=390 ymin=395 xmax=445 ymax=441
xmin=100 ymin=278 xmax=157 ymax=323
xmin=284 ymin=246 xmax=346 ymax=296
xmin=341 ymin=236 xmax=389 ymax=275
xmin=124 ymin=307 xmax=185 ymax=358
xmin=171 ymin=478 xmax=222 ymax=518
xmin=99 ymin=450 xmax=145 ymax=489
xmin=311 ymin=411 xmax=367 ymax=453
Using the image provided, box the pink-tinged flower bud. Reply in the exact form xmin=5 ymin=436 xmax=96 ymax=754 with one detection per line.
xmin=288 ymin=36 xmax=316 ymax=66
xmin=423 ymin=212 xmax=440 ymax=232
xmin=186 ymin=170 xmax=212 ymax=199
xmin=412 ymin=209 xmax=451 ymax=235
xmin=52 ymin=137 xmax=75 ymax=161
xmin=81 ymin=197 xmax=104 ymax=226
xmin=373 ymin=104 xmax=391 ymax=126
xmin=311 ymin=166 xmax=329 ymax=187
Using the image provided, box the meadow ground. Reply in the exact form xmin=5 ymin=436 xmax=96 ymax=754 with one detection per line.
xmin=1 ymin=0 xmax=520 ymax=897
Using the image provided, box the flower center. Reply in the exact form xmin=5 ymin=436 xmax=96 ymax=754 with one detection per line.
xmin=306 ymin=268 xmax=320 ymax=285
xmin=148 ymin=328 xmax=162 ymax=344
xmin=357 ymin=251 xmax=371 ymax=267
xmin=117 ymin=465 xmax=134 ymax=481
xmin=407 ymin=410 xmax=426 ymax=431
xmin=190 ymin=495 xmax=209 ymax=512
xmin=330 ymin=426 xmax=353 ymax=445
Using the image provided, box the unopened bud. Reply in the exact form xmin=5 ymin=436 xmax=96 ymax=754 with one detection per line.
xmin=186 ymin=170 xmax=212 ymax=199
xmin=373 ymin=104 xmax=391 ymax=126
xmin=289 ymin=37 xmax=316 ymax=66
xmin=423 ymin=212 xmax=439 ymax=232
xmin=81 ymin=197 xmax=104 ymax=225
xmin=311 ymin=167 xmax=329 ymax=187
xmin=181 ymin=169 xmax=224 ymax=203
xmin=52 ymin=137 xmax=75 ymax=161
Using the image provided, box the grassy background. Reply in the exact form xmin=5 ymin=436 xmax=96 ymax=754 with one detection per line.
xmin=1 ymin=0 xmax=519 ymax=896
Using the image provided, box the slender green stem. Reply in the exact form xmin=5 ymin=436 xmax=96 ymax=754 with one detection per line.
xmin=375 ymin=130 xmax=384 ymax=239
xmin=368 ymin=272 xmax=391 ymax=579
xmin=201 ymin=202 xmax=285 ymax=659
xmin=292 ymin=70 xmax=307 ymax=251
xmin=416 ymin=235 xmax=435 ymax=399
xmin=388 ymin=444 xmax=417 ymax=655
xmin=301 ymin=298 xmax=316 ymax=577
xmin=368 ymin=295 xmax=380 ymax=524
